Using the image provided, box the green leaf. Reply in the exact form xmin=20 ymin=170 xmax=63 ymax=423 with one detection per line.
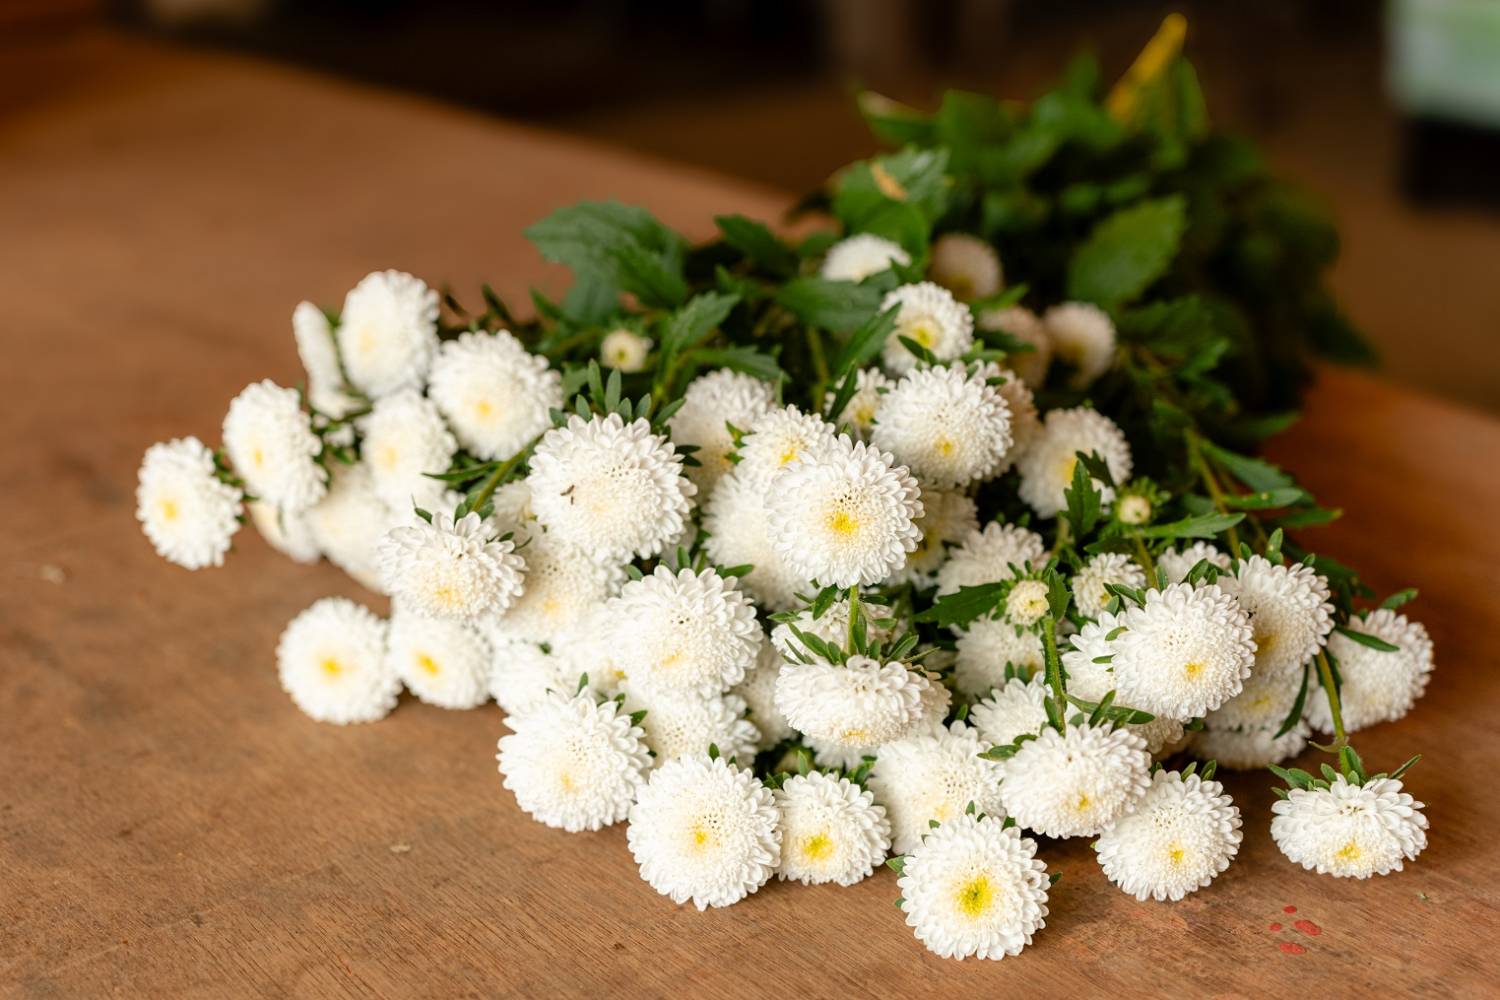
xmin=1136 ymin=512 xmax=1244 ymax=540
xmin=776 ymin=277 xmax=883 ymax=334
xmin=1063 ymin=457 xmax=1103 ymax=538
xmin=1200 ymin=441 xmax=1295 ymax=492
xmin=714 ymin=214 xmax=798 ymax=276
xmin=885 ymin=855 xmax=907 ymax=875
xmin=1381 ymin=588 xmax=1419 ymax=611
xmin=1389 ymin=754 xmax=1422 ymax=780
xmin=916 ymin=583 xmax=1006 ymax=629
xmin=690 ymin=346 xmax=785 ymax=384
xmin=657 ymin=292 xmax=740 ymax=375
xmin=1275 ymin=664 xmax=1310 ymax=739
xmin=1336 ymin=627 xmax=1400 ymax=653
xmin=1066 ymin=195 xmax=1187 ymax=306
xmin=524 ymin=201 xmax=688 ymax=308
xmin=1220 ymin=487 xmax=1308 ymax=510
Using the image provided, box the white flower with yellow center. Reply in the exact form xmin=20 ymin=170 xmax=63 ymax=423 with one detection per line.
xmin=669 ymin=369 xmax=778 ymax=492
xmin=248 ymin=500 xmax=320 ymax=564
xmin=869 ymin=721 xmax=1006 ymax=854
xmin=1157 ymin=541 xmax=1231 ymax=584
xmin=386 ymin=603 xmax=491 ymax=710
xmin=1072 ymin=552 xmax=1149 ymax=618
xmin=765 ymin=436 xmax=923 ymax=588
xmin=1190 ymin=720 xmax=1309 ymax=770
xmin=627 ymin=754 xmax=781 ymax=910
xmin=1111 ymin=583 xmax=1255 ymax=719
xmin=897 ymin=488 xmax=979 ymax=584
xmin=1059 ymin=610 xmax=1123 ymax=703
xmin=336 ymin=269 xmax=439 ymax=397
xmin=1004 ymin=579 xmax=1052 ymax=626
xmin=292 ymin=301 xmax=361 ymax=418
xmin=360 ymin=387 xmax=456 ymax=512
xmin=1096 ymin=769 xmax=1242 ymax=901
xmin=624 ymin=688 xmax=760 ymax=766
xmin=527 ymin=413 xmax=696 ymax=563
xmin=929 ymin=232 xmax=1003 ymax=302
xmin=1271 ymin=774 xmax=1428 ymax=878
xmin=807 ymin=737 xmax=874 ymax=772
xmin=304 ymin=462 xmax=397 ymax=592
xmin=820 ymin=233 xmax=911 ymax=282
xmin=936 ymin=521 xmax=1047 ymax=596
xmin=1044 ymin=302 xmax=1116 ymax=387
xmin=769 ymin=596 xmax=899 ymax=661
xmin=912 ymin=670 xmax=954 ymax=735
xmin=978 ymin=306 xmax=1051 ymax=388
xmin=734 ymin=404 xmax=839 ymax=491
xmin=701 ymin=467 xmax=810 ymax=612
xmin=732 ymin=638 xmax=795 ymax=748
xmin=498 ymin=690 xmax=651 ymax=832
xmin=774 ymin=771 xmax=891 ymax=886
xmin=136 ymin=437 xmax=244 ymax=570
xmin=969 ymin=675 xmax=1050 ymax=747
xmin=276 ymin=597 xmax=399 ymax=724
xmin=775 ymin=656 xmax=928 ymax=751
xmin=1220 ymin=555 xmax=1334 ymax=679
xmin=222 ymin=380 xmax=327 ymax=512
xmin=823 ymin=367 xmax=890 ymax=439
xmin=486 ymin=639 xmax=577 ymax=715
xmin=481 ymin=529 xmax=623 ymax=646
xmin=898 ymin=813 xmax=1049 ymax=961
xmin=1117 ymin=494 xmax=1153 ymax=525
xmin=871 ymin=363 xmax=1012 ymax=488
xmin=1306 ymin=609 xmax=1434 ymax=733
xmin=427 ymin=330 xmax=562 ymax=461
xmin=599 ymin=328 xmax=653 ymax=372
xmin=1017 ymin=407 xmax=1132 ymax=518
xmin=378 ymin=510 xmax=526 ymax=621
xmin=880 ymin=282 xmax=975 ymax=374
xmin=999 ymin=723 xmax=1151 ymax=838
xmin=954 ymin=617 xmax=1045 ymax=697
xmin=1205 ymin=667 xmax=1304 ymax=732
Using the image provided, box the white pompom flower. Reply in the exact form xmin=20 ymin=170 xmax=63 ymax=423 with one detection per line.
xmin=276 ymin=597 xmax=399 ymax=724
xmin=936 ymin=521 xmax=1047 ymax=596
xmin=1205 ymin=668 xmax=1304 ymax=732
xmin=625 ymin=688 xmax=760 ymax=766
xmin=627 ymin=755 xmax=781 ymax=910
xmin=1017 ymin=407 xmax=1132 ymax=518
xmin=978 ymin=306 xmax=1051 ymax=388
xmin=304 ymin=462 xmax=397 ymax=592
xmin=1004 ymin=579 xmax=1052 ymax=627
xmin=1044 ymin=302 xmax=1116 ymax=388
xmin=820 ymin=233 xmax=911 ymax=282
xmin=527 ymin=413 xmax=696 ymax=564
xmin=774 ymin=771 xmax=892 ymax=886
xmin=599 ymin=328 xmax=653 ymax=372
xmin=361 ymin=387 xmax=456 ymax=512
xmin=1072 ymin=552 xmax=1149 ymax=619
xmin=765 ymin=436 xmax=923 ymax=588
xmin=954 ymin=618 xmax=1045 ymax=697
xmin=732 ymin=639 xmax=796 ymax=748
xmin=667 ymin=368 xmax=777 ymax=492
xmin=880 ymin=281 xmax=975 ymax=374
xmin=869 ymin=721 xmax=1006 ymax=854
xmin=378 ymin=510 xmax=526 ymax=621
xmin=1271 ymin=774 xmax=1428 ymax=878
xmin=981 ymin=364 xmax=1041 ymax=468
xmin=1306 ymin=609 xmax=1434 ymax=732
xmin=733 ymin=404 xmax=839 ymax=491
xmin=336 ymin=269 xmax=439 ymax=397
xmin=386 ymin=603 xmax=491 ymax=710
xmin=1058 ymin=611 xmax=1122 ymax=703
xmin=248 ymin=500 xmax=320 ymax=564
xmin=871 ymin=363 xmax=1013 ymax=488
xmin=701 ymin=467 xmax=810 ymax=611
xmin=969 ymin=674 xmax=1050 ymax=747
xmin=897 ymin=813 xmax=1049 ymax=961
xmin=998 ymin=723 xmax=1152 ymax=838
xmin=1111 ymin=583 xmax=1256 ymax=720
xmin=1220 ymin=555 xmax=1334 ymax=679
xmin=222 ymin=380 xmax=327 ymax=512
xmin=1191 ymin=721 xmax=1309 ymax=770
xmin=481 ymin=529 xmax=624 ymax=646
xmin=498 ymin=689 xmax=651 ymax=832
xmin=823 ymin=367 xmax=890 ymax=439
xmin=775 ymin=656 xmax=928 ymax=751
xmin=1096 ymin=769 xmax=1242 ymax=901
xmin=1158 ymin=541 xmax=1232 ymax=585
xmin=292 ymin=300 xmax=361 ymax=418
xmin=486 ymin=639 xmax=577 ymax=716
xmin=427 ymin=330 xmax=562 ymax=461
xmin=136 ymin=437 xmax=244 ymax=569
xmin=929 ymin=232 xmax=1002 ymax=302
xmin=898 ymin=488 xmax=979 ymax=583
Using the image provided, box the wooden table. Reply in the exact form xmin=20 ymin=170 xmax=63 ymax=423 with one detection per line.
xmin=4 ymin=30 xmax=1497 ymax=998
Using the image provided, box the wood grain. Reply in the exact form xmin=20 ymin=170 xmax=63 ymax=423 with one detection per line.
xmin=3 ymin=30 xmax=1497 ymax=999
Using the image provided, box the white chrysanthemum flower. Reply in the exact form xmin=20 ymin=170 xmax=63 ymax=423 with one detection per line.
xmin=384 ymin=604 xmax=491 ymax=709
xmin=498 ymin=690 xmax=651 ymax=832
xmin=898 ymin=813 xmax=1049 ymax=961
xmin=898 ymin=488 xmax=979 ymax=583
xmin=481 ymin=529 xmax=623 ymax=646
xmin=248 ymin=500 xmax=320 ymax=564
xmin=1158 ymin=541 xmax=1232 ymax=585
xmin=820 ymin=233 xmax=911 ymax=282
xmin=1271 ymin=774 xmax=1428 ymax=878
xmin=979 ymin=364 xmax=1040 ymax=467
xmin=999 ymin=723 xmax=1151 ymax=838
xmin=1044 ymin=302 xmax=1116 ymax=388
xmin=668 ymin=369 xmax=778 ymax=493
xmin=776 ymin=656 xmax=927 ymax=751
xmin=276 ymin=597 xmax=398 ymax=724
xmin=427 ymin=330 xmax=562 ymax=462
xmin=913 ymin=671 xmax=954 ymax=735
xmin=360 ymin=387 xmax=455 ymax=512
xmin=136 ymin=437 xmax=243 ymax=569
xmin=627 ymin=755 xmax=780 ymax=910
xmin=486 ymin=639 xmax=576 ymax=715
xmin=871 ymin=363 xmax=1012 ymax=488
xmin=222 ymin=380 xmax=326 ymax=512
xmin=1191 ymin=721 xmax=1309 ymax=770
xmin=869 ymin=722 xmax=1006 ymax=854
xmin=1059 ymin=610 xmax=1122 ymax=703
xmin=527 ymin=413 xmax=696 ymax=563
xmin=625 ymin=688 xmax=760 ymax=766
xmin=978 ymin=306 xmax=1051 ymax=388
xmin=1131 ymin=715 xmax=1188 ymax=756
xmin=292 ymin=300 xmax=361 ymax=418
xmin=1004 ymin=579 xmax=1051 ymax=626
xmin=732 ymin=639 xmax=795 ymax=748
xmin=600 ymin=566 xmax=762 ymax=697
xmin=954 ymin=618 xmax=1045 ymax=697
xmin=1072 ymin=552 xmax=1149 ymax=618
xmin=936 ymin=521 xmax=1047 ymax=596
xmin=880 ymin=281 xmax=975 ymax=374
xmin=823 ymin=367 xmax=890 ymax=439
xmin=701 ymin=467 xmax=809 ymax=612
xmin=765 ymin=436 xmax=922 ymax=588
xmin=929 ymin=233 xmax=1002 ymax=302
xmin=734 ymin=404 xmax=839 ymax=491
xmin=336 ymin=269 xmax=439 ymax=397
xmin=599 ymin=328 xmax=653 ymax=372
xmin=774 ymin=771 xmax=891 ymax=886
xmin=1220 ymin=555 xmax=1334 ymax=679
xmin=378 ymin=510 xmax=525 ymax=621
xmin=304 ymin=462 xmax=396 ymax=591
xmin=969 ymin=675 xmax=1050 ymax=746
xmin=1017 ymin=407 xmax=1132 ymax=518
xmin=487 ymin=479 xmax=538 ymax=540
xmin=1205 ymin=667 xmax=1304 ymax=732
xmin=806 ymin=737 xmax=875 ymax=772
xmin=1306 ymin=609 xmax=1434 ymax=732
xmin=1111 ymin=583 xmax=1255 ymax=719
xmin=1096 ymin=769 xmax=1241 ymax=901
xmin=768 ymin=596 xmax=899 ymax=661
xmin=1117 ymin=494 xmax=1153 ymax=526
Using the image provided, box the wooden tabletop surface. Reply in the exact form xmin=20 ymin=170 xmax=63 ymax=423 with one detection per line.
xmin=4 ymin=30 xmax=1497 ymax=999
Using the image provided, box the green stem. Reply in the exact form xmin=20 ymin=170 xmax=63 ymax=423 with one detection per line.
xmin=1132 ymin=534 xmax=1157 ymax=588
xmin=1041 ymin=615 xmax=1066 ymax=728
xmin=846 ymin=585 xmax=861 ymax=655
xmin=470 ymin=439 xmax=538 ymax=510
xmin=1187 ymin=430 xmax=1243 ymax=553
xmin=807 ymin=326 xmax=831 ymax=405
xmin=1314 ymin=650 xmax=1347 ymax=749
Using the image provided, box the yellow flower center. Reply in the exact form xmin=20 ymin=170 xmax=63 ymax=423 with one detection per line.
xmin=909 ymin=320 xmax=937 ymax=348
xmin=800 ymin=832 xmax=834 ymax=862
xmin=1336 ymin=840 xmax=1362 ymax=862
xmin=319 ymin=657 xmax=343 ymax=678
xmin=1256 ymin=630 xmax=1277 ymax=652
xmin=936 ymin=436 xmax=955 ymax=456
xmin=558 ymin=772 xmax=576 ymax=793
xmin=1183 ymin=661 xmax=1204 ymax=678
xmin=1074 ymin=792 xmax=1092 ymax=812
xmin=956 ymin=875 xmax=995 ymax=919
xmin=1166 ymin=844 xmax=1185 ymax=866
xmin=689 ymin=823 xmax=717 ymax=853
xmin=416 ymin=653 xmax=440 ymax=677
xmin=778 ymin=446 xmax=799 ymax=465
xmin=473 ymin=398 xmax=496 ymax=421
xmin=377 ymin=445 xmax=399 ymax=471
xmin=252 ymin=446 xmax=266 ymax=469
xmin=159 ymin=498 xmax=180 ymax=522
xmin=827 ymin=511 xmax=859 ymax=537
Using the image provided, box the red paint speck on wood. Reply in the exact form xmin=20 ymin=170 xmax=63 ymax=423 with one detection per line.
xmin=1268 ymin=922 xmax=1282 ymax=932
xmin=1279 ymin=941 xmax=1307 ymax=955
xmin=1283 ymin=905 xmax=1298 ymax=914
xmin=1294 ymin=919 xmax=1323 ymax=937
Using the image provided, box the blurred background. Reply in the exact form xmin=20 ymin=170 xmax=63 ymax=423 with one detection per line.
xmin=6 ymin=0 xmax=1498 ymax=411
